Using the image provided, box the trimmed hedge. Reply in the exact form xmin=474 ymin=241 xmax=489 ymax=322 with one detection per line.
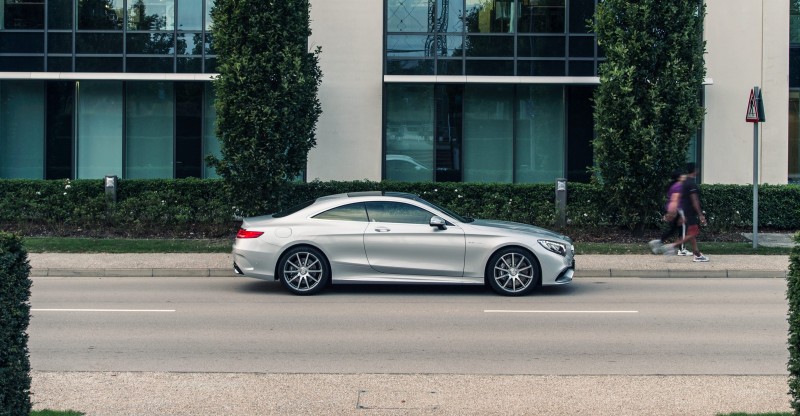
xmin=0 ymin=232 xmax=32 ymax=416
xmin=788 ymin=231 xmax=800 ymax=413
xmin=0 ymin=179 xmax=798 ymax=237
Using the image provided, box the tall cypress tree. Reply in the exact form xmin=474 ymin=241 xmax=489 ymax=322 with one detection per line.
xmin=592 ymin=1 xmax=706 ymax=235
xmin=208 ymin=0 xmax=322 ymax=215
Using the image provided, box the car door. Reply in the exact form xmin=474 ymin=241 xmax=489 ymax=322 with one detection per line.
xmin=363 ymin=201 xmax=465 ymax=276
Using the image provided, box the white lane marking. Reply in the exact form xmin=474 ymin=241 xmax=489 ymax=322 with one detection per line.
xmin=32 ymin=309 xmax=176 ymax=313
xmin=484 ymin=310 xmax=638 ymax=314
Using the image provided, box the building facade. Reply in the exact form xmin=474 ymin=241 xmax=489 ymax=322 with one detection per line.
xmin=0 ymin=1 xmax=795 ymax=185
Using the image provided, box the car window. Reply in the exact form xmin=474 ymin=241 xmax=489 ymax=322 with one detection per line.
xmin=313 ymin=203 xmax=368 ymax=222
xmin=272 ymin=200 xmax=315 ymax=218
xmin=365 ymin=201 xmax=434 ymax=225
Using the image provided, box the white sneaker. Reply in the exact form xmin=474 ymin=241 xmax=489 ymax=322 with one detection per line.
xmin=693 ymin=254 xmax=710 ymax=262
xmin=677 ymin=249 xmax=692 ymax=256
xmin=648 ymin=240 xmax=661 ymax=254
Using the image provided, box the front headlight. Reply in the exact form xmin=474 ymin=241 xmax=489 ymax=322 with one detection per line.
xmin=538 ymin=240 xmax=568 ymax=256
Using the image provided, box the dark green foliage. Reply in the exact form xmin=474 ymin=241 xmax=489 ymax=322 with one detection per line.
xmin=0 ymin=180 xmax=798 ymax=236
xmin=207 ymin=0 xmax=323 ymax=216
xmin=592 ymin=0 xmax=706 ymax=234
xmin=788 ymin=231 xmax=800 ymax=413
xmin=0 ymin=232 xmax=32 ymax=416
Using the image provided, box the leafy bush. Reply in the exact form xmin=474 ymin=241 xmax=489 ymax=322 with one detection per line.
xmin=0 ymin=179 xmax=798 ymax=237
xmin=0 ymin=232 xmax=32 ymax=416
xmin=788 ymin=231 xmax=800 ymax=412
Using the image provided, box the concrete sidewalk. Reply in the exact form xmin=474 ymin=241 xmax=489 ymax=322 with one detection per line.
xmin=28 ymin=252 xmax=791 ymax=278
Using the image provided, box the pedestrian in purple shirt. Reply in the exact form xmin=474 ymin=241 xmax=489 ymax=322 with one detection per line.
xmin=649 ymin=169 xmax=685 ymax=254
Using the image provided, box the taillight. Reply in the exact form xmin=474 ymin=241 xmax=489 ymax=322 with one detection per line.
xmin=236 ymin=229 xmax=264 ymax=239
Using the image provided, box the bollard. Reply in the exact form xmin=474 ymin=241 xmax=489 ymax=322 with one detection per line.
xmin=555 ymin=178 xmax=567 ymax=229
xmin=104 ymin=175 xmax=118 ymax=203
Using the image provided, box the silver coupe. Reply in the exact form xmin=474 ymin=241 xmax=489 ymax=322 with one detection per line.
xmin=232 ymin=192 xmax=575 ymax=296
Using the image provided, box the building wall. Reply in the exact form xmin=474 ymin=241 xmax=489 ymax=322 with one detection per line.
xmin=703 ymin=0 xmax=789 ymax=184
xmin=307 ymin=0 xmax=383 ymax=181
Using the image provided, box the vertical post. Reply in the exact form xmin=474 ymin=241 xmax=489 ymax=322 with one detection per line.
xmin=752 ymin=86 xmax=759 ymax=249
xmin=555 ymin=178 xmax=567 ymax=229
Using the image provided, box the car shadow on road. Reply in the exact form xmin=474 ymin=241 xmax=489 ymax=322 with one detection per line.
xmin=234 ymin=280 xmax=580 ymax=297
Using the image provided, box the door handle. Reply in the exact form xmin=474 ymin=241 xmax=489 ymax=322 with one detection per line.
xmin=374 ymin=227 xmax=391 ymax=232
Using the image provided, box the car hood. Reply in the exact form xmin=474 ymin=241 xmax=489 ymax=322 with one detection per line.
xmin=469 ymin=219 xmax=572 ymax=243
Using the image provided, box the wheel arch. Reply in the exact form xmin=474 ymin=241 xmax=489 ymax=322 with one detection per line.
xmin=274 ymin=243 xmax=333 ymax=286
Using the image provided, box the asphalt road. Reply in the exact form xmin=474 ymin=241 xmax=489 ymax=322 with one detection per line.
xmin=28 ymin=275 xmax=789 ymax=375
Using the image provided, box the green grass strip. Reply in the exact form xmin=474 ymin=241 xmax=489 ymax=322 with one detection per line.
xmin=23 ymin=237 xmax=231 ymax=253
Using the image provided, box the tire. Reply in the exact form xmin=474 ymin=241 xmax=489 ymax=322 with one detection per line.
xmin=278 ymin=246 xmax=330 ymax=295
xmin=486 ymin=248 xmax=540 ymax=296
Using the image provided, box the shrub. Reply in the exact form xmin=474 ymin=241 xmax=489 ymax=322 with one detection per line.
xmin=788 ymin=231 xmax=800 ymax=413
xmin=0 ymin=232 xmax=32 ymax=416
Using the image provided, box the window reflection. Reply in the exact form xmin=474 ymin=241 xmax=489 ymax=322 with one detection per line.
xmin=78 ymin=0 xmax=123 ymax=30
xmin=2 ymin=0 xmax=44 ymax=29
xmin=127 ymin=0 xmax=174 ymax=31
xmin=387 ymin=0 xmax=434 ymax=32
xmin=465 ymin=0 xmax=516 ymax=33
xmin=177 ymin=33 xmax=204 ymax=55
xmin=385 ymin=84 xmax=434 ymax=182
xmin=519 ymin=0 xmax=565 ymax=33
xmin=127 ymin=33 xmax=174 ymax=55
xmin=178 ymin=0 xmax=202 ymax=30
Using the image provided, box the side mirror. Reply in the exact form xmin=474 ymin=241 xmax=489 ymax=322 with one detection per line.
xmin=430 ymin=216 xmax=447 ymax=230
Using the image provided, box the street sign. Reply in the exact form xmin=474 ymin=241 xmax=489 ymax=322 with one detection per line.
xmin=746 ymin=87 xmax=766 ymax=123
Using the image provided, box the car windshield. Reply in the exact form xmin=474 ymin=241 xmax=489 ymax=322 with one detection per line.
xmin=408 ymin=195 xmax=473 ymax=223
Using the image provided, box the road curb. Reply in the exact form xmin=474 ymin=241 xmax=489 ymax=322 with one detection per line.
xmin=30 ymin=268 xmax=788 ymax=278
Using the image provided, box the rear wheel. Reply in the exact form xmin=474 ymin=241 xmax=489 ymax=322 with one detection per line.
xmin=486 ymin=248 xmax=540 ymax=296
xmin=278 ymin=246 xmax=330 ymax=295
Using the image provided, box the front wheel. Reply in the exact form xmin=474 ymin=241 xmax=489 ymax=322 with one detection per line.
xmin=278 ymin=246 xmax=330 ymax=295
xmin=486 ymin=248 xmax=540 ymax=296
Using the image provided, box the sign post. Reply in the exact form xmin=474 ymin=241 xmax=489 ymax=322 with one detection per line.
xmin=746 ymin=86 xmax=765 ymax=249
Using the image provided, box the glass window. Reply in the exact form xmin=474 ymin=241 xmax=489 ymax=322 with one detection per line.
xmin=792 ymin=47 xmax=800 ymax=89
xmin=568 ymin=35 xmax=594 ymax=57
xmin=387 ymin=0 xmax=433 ymax=32
xmin=178 ymin=1 xmax=202 ymax=30
xmin=76 ymin=57 xmax=122 ymax=72
xmin=0 ymin=56 xmax=43 ymax=71
xmin=437 ymin=59 xmax=463 ymax=75
xmin=517 ymin=60 xmax=565 ymax=76
xmin=48 ymin=33 xmax=72 ymax=54
xmin=2 ymin=0 xmax=43 ymax=29
xmin=126 ymin=32 xmax=175 ymax=54
xmin=128 ymin=0 xmax=174 ymax=31
xmin=465 ymin=59 xmax=513 ymax=75
xmin=48 ymin=57 xmax=72 ymax=71
xmin=465 ymin=0 xmax=516 ymax=33
xmin=435 ymin=84 xmax=463 ymax=182
xmin=204 ymin=32 xmax=214 ymax=55
xmin=568 ymin=0 xmax=594 ymax=34
xmin=76 ymin=33 xmax=122 ymax=54
xmin=518 ymin=0 xmax=564 ymax=33
xmin=387 ymin=35 xmax=434 ymax=57
xmin=386 ymin=59 xmax=434 ymax=75
xmin=45 ymin=81 xmax=74 ymax=179
xmin=463 ymin=84 xmax=514 ymax=182
xmin=205 ymin=57 xmax=216 ymax=72
xmin=177 ymin=32 xmax=203 ymax=55
xmin=792 ymin=0 xmax=800 ymax=44
xmin=517 ymin=35 xmax=565 ymax=57
xmin=790 ymin=91 xmax=799 ymax=184
xmin=515 ymin=85 xmax=564 ymax=183
xmin=385 ymin=84 xmax=434 ymax=182
xmin=78 ymin=0 xmax=123 ymax=30
xmin=178 ymin=57 xmax=202 ymax=72
xmin=365 ymin=201 xmax=434 ymax=224
xmin=438 ymin=35 xmax=464 ymax=57
xmin=437 ymin=0 xmax=463 ymax=33
xmin=203 ymin=83 xmax=220 ymax=178
xmin=48 ymin=1 xmax=73 ymax=29
xmin=0 ymin=32 xmax=43 ymax=53
xmin=314 ymin=203 xmax=369 ymax=222
xmin=0 ymin=81 xmax=44 ymax=179
xmin=464 ymin=35 xmax=513 ymax=57
xmin=205 ymin=0 xmax=214 ymax=30
xmin=76 ymin=81 xmax=123 ymax=179
xmin=175 ymin=82 xmax=203 ymax=178
xmin=126 ymin=57 xmax=174 ymax=72
xmin=568 ymin=59 xmax=593 ymax=76
xmin=126 ymin=81 xmax=174 ymax=178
